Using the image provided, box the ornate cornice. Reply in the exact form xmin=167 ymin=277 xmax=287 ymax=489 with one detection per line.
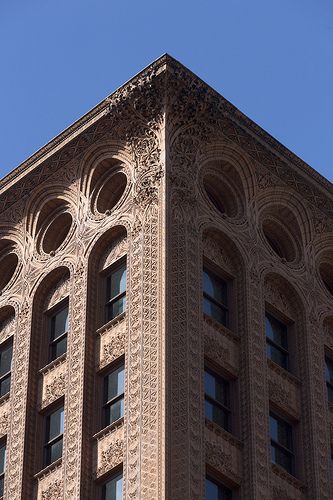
xmin=1 ymin=54 xmax=332 ymax=215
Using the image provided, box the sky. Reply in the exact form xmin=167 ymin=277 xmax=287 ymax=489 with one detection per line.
xmin=0 ymin=0 xmax=332 ymax=183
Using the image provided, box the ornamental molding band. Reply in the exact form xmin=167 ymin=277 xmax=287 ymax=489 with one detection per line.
xmin=0 ymin=54 xmax=333 ymax=499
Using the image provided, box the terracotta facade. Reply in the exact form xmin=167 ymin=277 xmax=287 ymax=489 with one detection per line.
xmin=0 ymin=54 xmax=333 ymax=499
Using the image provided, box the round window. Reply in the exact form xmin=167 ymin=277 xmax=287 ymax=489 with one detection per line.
xmin=96 ymin=172 xmax=127 ymax=214
xmin=0 ymin=251 xmax=18 ymax=292
xmin=42 ymin=212 xmax=73 ymax=254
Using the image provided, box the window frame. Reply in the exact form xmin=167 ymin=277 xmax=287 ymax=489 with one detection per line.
xmin=204 ymin=366 xmax=231 ymax=433
xmin=325 ymin=355 xmax=333 ymax=405
xmin=43 ymin=402 xmax=65 ymax=467
xmin=0 ymin=337 xmax=13 ymax=399
xmin=102 ymin=358 xmax=125 ymax=429
xmin=101 ymin=468 xmax=123 ymax=500
xmin=269 ymin=412 xmax=294 ymax=475
xmin=105 ymin=257 xmax=127 ymax=323
xmin=48 ymin=300 xmax=69 ymax=363
xmin=265 ymin=312 xmax=290 ymax=371
xmin=203 ymin=264 xmax=229 ymax=328
xmin=205 ymin=475 xmax=232 ymax=500
xmin=0 ymin=438 xmax=6 ymax=499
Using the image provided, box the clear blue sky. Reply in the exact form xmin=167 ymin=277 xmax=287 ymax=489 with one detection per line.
xmin=1 ymin=0 xmax=332 ymax=182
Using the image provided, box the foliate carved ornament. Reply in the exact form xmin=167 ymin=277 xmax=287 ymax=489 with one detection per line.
xmin=202 ymin=235 xmax=235 ymax=274
xmin=100 ymin=328 xmax=125 ymax=369
xmin=42 ymin=373 xmax=66 ymax=408
xmin=0 ymin=411 xmax=9 ymax=436
xmin=97 ymin=438 xmax=123 ymax=478
xmin=205 ymin=440 xmax=232 ymax=475
xmin=41 ymin=479 xmax=63 ymax=500
xmin=44 ymin=273 xmax=70 ymax=310
xmin=268 ymin=380 xmax=291 ymax=408
xmin=272 ymin=486 xmax=296 ymax=500
xmin=100 ymin=234 xmax=128 ymax=271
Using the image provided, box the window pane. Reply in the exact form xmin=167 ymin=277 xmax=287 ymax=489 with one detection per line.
xmin=271 ymin=443 xmax=293 ymax=474
xmin=203 ymin=270 xmax=227 ymax=305
xmin=105 ymin=366 xmax=124 ymax=403
xmin=52 ymin=336 xmax=67 ymax=360
xmin=326 ymin=358 xmax=333 ymax=385
xmin=205 ymin=477 xmax=232 ymax=500
xmin=270 ymin=415 xmax=292 ymax=450
xmin=106 ymin=397 xmax=124 ymax=426
xmin=49 ymin=438 xmax=63 ymax=464
xmin=328 ymin=384 xmax=333 ymax=404
xmin=0 ymin=375 xmax=11 ymax=397
xmin=0 ymin=443 xmax=5 ymax=474
xmin=48 ymin=406 xmax=64 ymax=441
xmin=205 ymin=400 xmax=229 ymax=431
xmin=51 ymin=306 xmax=68 ymax=340
xmin=266 ymin=342 xmax=288 ymax=369
xmin=108 ymin=264 xmax=126 ymax=301
xmin=204 ymin=371 xmax=229 ymax=407
xmin=265 ymin=315 xmax=288 ymax=349
xmin=104 ymin=473 xmax=123 ymax=500
xmin=0 ymin=342 xmax=13 ymax=377
xmin=107 ymin=296 xmax=126 ymax=321
xmin=0 ymin=476 xmax=3 ymax=498
xmin=203 ymin=297 xmax=227 ymax=326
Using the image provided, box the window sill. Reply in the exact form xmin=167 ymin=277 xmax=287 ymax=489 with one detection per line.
xmin=39 ymin=353 xmax=67 ymax=375
xmin=96 ymin=312 xmax=126 ymax=336
xmin=271 ymin=463 xmax=305 ymax=491
xmin=267 ymin=359 xmax=301 ymax=386
xmin=93 ymin=417 xmax=124 ymax=441
xmin=0 ymin=392 xmax=10 ymax=407
xmin=203 ymin=314 xmax=240 ymax=344
xmin=205 ymin=418 xmax=243 ymax=449
xmin=34 ymin=457 xmax=62 ymax=480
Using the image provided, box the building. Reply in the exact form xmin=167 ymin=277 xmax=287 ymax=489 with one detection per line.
xmin=0 ymin=54 xmax=333 ymax=500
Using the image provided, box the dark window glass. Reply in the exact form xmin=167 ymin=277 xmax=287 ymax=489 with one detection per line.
xmin=205 ymin=477 xmax=232 ymax=500
xmin=106 ymin=262 xmax=126 ymax=322
xmin=103 ymin=472 xmax=123 ymax=500
xmin=0 ymin=442 xmax=5 ymax=497
xmin=103 ymin=364 xmax=125 ymax=427
xmin=203 ymin=269 xmax=228 ymax=327
xmin=266 ymin=314 xmax=289 ymax=370
xmin=331 ymin=454 xmax=333 ymax=477
xmin=0 ymin=340 xmax=13 ymax=398
xmin=326 ymin=357 xmax=333 ymax=404
xmin=204 ymin=369 xmax=231 ymax=432
xmin=44 ymin=405 xmax=64 ymax=466
xmin=270 ymin=413 xmax=293 ymax=474
xmin=49 ymin=305 xmax=68 ymax=362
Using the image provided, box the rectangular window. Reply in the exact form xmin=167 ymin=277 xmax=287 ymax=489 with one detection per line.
xmin=0 ymin=441 xmax=6 ymax=498
xmin=44 ymin=405 xmax=64 ymax=466
xmin=203 ymin=268 xmax=228 ymax=327
xmin=0 ymin=339 xmax=13 ymax=398
xmin=270 ymin=413 xmax=294 ymax=475
xmin=205 ymin=476 xmax=232 ymax=500
xmin=266 ymin=313 xmax=289 ymax=370
xmin=103 ymin=364 xmax=125 ymax=428
xmin=106 ymin=260 xmax=126 ymax=322
xmin=204 ymin=369 xmax=231 ymax=432
xmin=49 ymin=305 xmax=68 ymax=362
xmin=325 ymin=357 xmax=333 ymax=404
xmin=102 ymin=471 xmax=123 ymax=500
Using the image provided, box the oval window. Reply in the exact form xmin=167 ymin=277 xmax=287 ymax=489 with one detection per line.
xmin=319 ymin=262 xmax=333 ymax=297
xmin=262 ymin=220 xmax=296 ymax=262
xmin=42 ymin=212 xmax=73 ymax=254
xmin=203 ymin=174 xmax=239 ymax=217
xmin=96 ymin=172 xmax=127 ymax=214
xmin=0 ymin=252 xmax=18 ymax=292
